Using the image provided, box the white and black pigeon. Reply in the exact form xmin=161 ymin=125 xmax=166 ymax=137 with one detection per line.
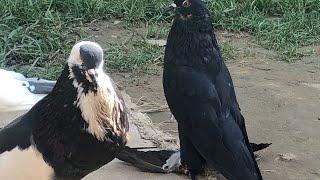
xmin=0 ymin=69 xmax=56 ymax=111
xmin=0 ymin=41 xmax=129 ymax=180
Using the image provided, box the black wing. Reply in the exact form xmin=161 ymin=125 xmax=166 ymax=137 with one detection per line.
xmin=0 ymin=105 xmax=39 ymax=153
xmin=213 ymin=36 xmax=269 ymax=166
xmin=117 ymin=146 xmax=176 ymax=173
xmin=166 ymin=66 xmax=262 ymax=180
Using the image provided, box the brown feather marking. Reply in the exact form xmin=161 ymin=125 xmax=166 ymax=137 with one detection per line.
xmin=74 ymin=72 xmax=127 ymax=141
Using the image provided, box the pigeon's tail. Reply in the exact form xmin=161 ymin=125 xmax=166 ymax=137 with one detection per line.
xmin=116 ymin=146 xmax=178 ymax=173
xmin=26 ymin=79 xmax=56 ymax=94
xmin=117 ymin=143 xmax=271 ymax=175
xmin=250 ymin=143 xmax=272 ymax=152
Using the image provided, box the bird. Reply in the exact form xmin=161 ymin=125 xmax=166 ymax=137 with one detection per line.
xmin=0 ymin=69 xmax=56 ymax=111
xmin=162 ymin=0 xmax=265 ymax=179
xmin=0 ymin=41 xmax=129 ymax=180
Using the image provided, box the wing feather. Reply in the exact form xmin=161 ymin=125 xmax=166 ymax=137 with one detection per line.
xmin=171 ymin=67 xmax=260 ymax=180
xmin=0 ymin=106 xmax=39 ymax=153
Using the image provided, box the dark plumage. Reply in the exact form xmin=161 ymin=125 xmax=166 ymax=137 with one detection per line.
xmin=117 ymin=146 xmax=177 ymax=173
xmin=162 ymin=0 xmax=264 ymax=179
xmin=0 ymin=41 xmax=128 ymax=180
xmin=116 ymin=143 xmax=270 ymax=175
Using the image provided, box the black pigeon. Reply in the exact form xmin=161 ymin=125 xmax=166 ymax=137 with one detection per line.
xmin=0 ymin=41 xmax=129 ymax=180
xmin=162 ymin=0 xmax=265 ymax=179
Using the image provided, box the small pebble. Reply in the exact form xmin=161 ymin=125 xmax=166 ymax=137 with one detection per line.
xmin=277 ymin=153 xmax=297 ymax=161
xmin=113 ymin=20 xmax=122 ymax=25
xmin=147 ymin=39 xmax=167 ymax=47
xmin=90 ymin=27 xmax=99 ymax=31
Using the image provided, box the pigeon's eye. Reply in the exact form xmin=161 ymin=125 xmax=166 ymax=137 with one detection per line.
xmin=182 ymin=0 xmax=191 ymax=7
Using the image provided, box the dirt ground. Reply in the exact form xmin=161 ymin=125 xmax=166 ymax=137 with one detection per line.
xmin=86 ymin=21 xmax=320 ymax=179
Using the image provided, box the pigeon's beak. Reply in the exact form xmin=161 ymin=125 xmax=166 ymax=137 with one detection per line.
xmin=167 ymin=3 xmax=177 ymax=13
xmin=87 ymin=69 xmax=98 ymax=83
xmin=87 ymin=69 xmax=96 ymax=77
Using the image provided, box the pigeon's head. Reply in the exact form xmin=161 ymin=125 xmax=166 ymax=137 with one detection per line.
xmin=67 ymin=41 xmax=104 ymax=93
xmin=169 ymin=0 xmax=210 ymax=22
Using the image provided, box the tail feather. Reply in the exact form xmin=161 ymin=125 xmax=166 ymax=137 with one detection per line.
xmin=117 ymin=146 xmax=175 ymax=173
xmin=250 ymin=143 xmax=272 ymax=152
xmin=117 ymin=143 xmax=271 ymax=174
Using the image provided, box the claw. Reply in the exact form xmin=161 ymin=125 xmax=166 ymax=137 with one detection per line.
xmin=178 ymin=165 xmax=190 ymax=175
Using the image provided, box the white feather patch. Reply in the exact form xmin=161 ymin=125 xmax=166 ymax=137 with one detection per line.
xmin=0 ymin=146 xmax=54 ymax=180
xmin=72 ymin=69 xmax=124 ymax=141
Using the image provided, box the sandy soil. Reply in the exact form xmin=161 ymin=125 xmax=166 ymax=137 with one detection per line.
xmin=82 ymin=21 xmax=320 ymax=180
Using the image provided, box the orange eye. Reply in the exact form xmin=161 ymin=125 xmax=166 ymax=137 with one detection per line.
xmin=182 ymin=0 xmax=191 ymax=7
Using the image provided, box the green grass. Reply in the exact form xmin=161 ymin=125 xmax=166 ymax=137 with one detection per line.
xmin=208 ymin=0 xmax=320 ymax=61
xmin=1 ymin=0 xmax=319 ymax=79
xmin=219 ymin=42 xmax=235 ymax=61
xmin=146 ymin=23 xmax=170 ymax=39
xmin=0 ymin=0 xmax=170 ymax=72
xmin=107 ymin=40 xmax=164 ymax=73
